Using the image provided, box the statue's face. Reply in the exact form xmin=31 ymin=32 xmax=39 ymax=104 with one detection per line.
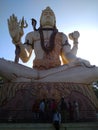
xmin=40 ymin=7 xmax=56 ymax=28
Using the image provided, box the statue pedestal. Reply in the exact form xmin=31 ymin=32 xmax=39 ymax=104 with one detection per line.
xmin=0 ymin=82 xmax=98 ymax=122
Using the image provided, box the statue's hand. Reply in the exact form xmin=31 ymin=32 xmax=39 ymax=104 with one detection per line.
xmin=7 ymin=14 xmax=28 ymax=44
xmin=68 ymin=31 xmax=80 ymax=42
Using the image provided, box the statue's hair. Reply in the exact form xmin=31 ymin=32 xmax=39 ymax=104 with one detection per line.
xmin=40 ymin=6 xmax=56 ymax=29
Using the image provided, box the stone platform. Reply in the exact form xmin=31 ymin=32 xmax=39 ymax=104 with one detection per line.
xmin=0 ymin=82 xmax=98 ymax=121
xmin=0 ymin=122 xmax=98 ymax=130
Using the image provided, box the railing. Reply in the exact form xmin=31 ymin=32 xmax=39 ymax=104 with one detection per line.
xmin=0 ymin=109 xmax=97 ymax=123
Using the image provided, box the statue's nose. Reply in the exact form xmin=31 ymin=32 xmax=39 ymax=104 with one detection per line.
xmin=46 ymin=16 xmax=50 ymax=19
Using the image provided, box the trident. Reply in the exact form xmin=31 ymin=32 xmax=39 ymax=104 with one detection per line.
xmin=19 ymin=17 xmax=28 ymax=29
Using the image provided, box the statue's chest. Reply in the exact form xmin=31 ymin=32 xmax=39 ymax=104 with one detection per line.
xmin=34 ymin=31 xmax=62 ymax=53
xmin=42 ymin=31 xmax=52 ymax=47
xmin=35 ymin=31 xmax=54 ymax=51
xmin=34 ymin=31 xmax=52 ymax=40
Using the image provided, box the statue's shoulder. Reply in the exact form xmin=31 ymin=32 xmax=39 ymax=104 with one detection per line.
xmin=25 ymin=31 xmax=39 ymax=40
xmin=26 ymin=31 xmax=33 ymax=37
xmin=56 ymin=32 xmax=68 ymax=40
xmin=57 ymin=31 xmax=67 ymax=36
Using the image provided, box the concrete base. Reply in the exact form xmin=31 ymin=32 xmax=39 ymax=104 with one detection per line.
xmin=0 ymin=82 xmax=98 ymax=121
xmin=0 ymin=122 xmax=98 ymax=130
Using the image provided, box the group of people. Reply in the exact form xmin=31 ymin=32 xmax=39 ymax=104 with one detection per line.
xmin=32 ymin=97 xmax=80 ymax=125
xmin=32 ymin=98 xmax=57 ymax=123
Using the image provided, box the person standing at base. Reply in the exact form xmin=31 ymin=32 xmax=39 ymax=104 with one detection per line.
xmin=53 ymin=109 xmax=61 ymax=130
xmin=73 ymin=100 xmax=80 ymax=121
xmin=39 ymin=99 xmax=45 ymax=122
xmin=59 ymin=97 xmax=67 ymax=123
xmin=68 ymin=101 xmax=74 ymax=122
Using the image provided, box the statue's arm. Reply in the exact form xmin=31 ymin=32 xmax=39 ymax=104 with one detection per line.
xmin=69 ymin=31 xmax=80 ymax=56
xmin=7 ymin=14 xmax=28 ymax=45
xmin=61 ymin=31 xmax=80 ymax=63
xmin=60 ymin=33 xmax=71 ymax=64
xmin=8 ymin=14 xmax=33 ymax=62
xmin=18 ymin=32 xmax=34 ymax=62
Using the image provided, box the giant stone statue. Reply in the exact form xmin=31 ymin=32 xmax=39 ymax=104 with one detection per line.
xmin=0 ymin=7 xmax=98 ymax=121
xmin=0 ymin=6 xmax=98 ymax=83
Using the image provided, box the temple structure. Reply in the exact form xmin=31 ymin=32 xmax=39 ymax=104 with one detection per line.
xmin=0 ymin=7 xmax=98 ymax=122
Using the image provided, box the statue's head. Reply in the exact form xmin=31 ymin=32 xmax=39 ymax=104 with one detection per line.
xmin=40 ymin=6 xmax=56 ymax=28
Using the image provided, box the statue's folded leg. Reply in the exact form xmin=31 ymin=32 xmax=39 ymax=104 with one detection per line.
xmin=0 ymin=58 xmax=74 ymax=82
xmin=1 ymin=58 xmax=98 ymax=83
xmin=0 ymin=58 xmax=38 ymax=82
xmin=38 ymin=63 xmax=98 ymax=83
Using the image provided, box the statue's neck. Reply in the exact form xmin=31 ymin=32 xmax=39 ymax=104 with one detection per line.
xmin=39 ymin=28 xmax=55 ymax=31
xmin=39 ymin=25 xmax=57 ymax=31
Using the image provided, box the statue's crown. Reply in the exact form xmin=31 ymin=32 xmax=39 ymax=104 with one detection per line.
xmin=42 ymin=6 xmax=54 ymax=13
xmin=40 ymin=6 xmax=56 ymax=28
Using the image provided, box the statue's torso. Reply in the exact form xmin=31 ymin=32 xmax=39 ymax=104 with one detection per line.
xmin=29 ymin=31 xmax=63 ymax=69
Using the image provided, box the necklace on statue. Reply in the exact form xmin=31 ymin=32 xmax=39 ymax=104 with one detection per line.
xmin=44 ymin=39 xmax=50 ymax=48
xmin=39 ymin=28 xmax=58 ymax=54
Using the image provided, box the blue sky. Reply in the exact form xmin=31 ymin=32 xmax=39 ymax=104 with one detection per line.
xmin=0 ymin=0 xmax=98 ymax=67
